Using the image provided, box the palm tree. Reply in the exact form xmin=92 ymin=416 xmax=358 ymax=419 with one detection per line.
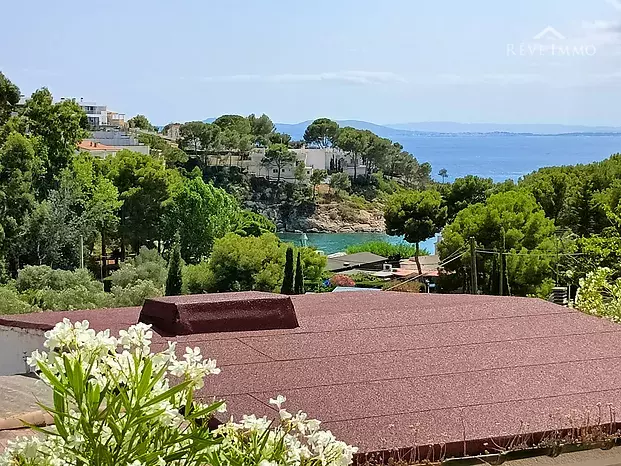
xmin=439 ymin=168 xmax=448 ymax=184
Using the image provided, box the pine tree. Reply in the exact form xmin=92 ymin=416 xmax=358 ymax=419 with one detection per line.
xmin=294 ymin=251 xmax=305 ymax=295
xmin=165 ymin=233 xmax=183 ymax=296
xmin=281 ymin=247 xmax=294 ymax=295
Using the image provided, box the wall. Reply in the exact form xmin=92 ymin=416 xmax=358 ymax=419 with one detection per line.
xmin=0 ymin=326 xmax=45 ymax=376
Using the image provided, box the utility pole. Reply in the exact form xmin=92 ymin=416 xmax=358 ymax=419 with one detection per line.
xmin=499 ymin=228 xmax=505 ymax=296
xmin=469 ymin=237 xmax=478 ymax=295
xmin=80 ymin=235 xmax=84 ymax=269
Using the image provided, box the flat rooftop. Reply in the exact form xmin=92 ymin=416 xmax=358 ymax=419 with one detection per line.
xmin=2 ymin=293 xmax=621 ymax=460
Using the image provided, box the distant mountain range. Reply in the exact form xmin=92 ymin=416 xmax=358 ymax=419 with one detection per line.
xmin=387 ymin=122 xmax=621 ymax=135
xmin=203 ymin=118 xmax=621 ymax=140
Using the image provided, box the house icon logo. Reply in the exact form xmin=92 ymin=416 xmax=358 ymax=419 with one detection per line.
xmin=533 ymin=26 xmax=566 ymax=41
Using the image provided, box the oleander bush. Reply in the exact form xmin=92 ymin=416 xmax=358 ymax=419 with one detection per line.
xmin=0 ymin=320 xmax=357 ymax=466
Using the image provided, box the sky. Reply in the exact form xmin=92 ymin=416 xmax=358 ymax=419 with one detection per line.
xmin=2 ymin=0 xmax=621 ymax=126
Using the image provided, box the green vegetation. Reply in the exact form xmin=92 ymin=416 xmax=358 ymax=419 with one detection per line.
xmin=165 ymin=233 xmax=183 ymax=296
xmin=438 ymin=191 xmax=556 ymax=296
xmin=200 ymin=233 xmax=326 ymax=293
xmin=281 ymin=247 xmax=295 ymax=295
xmin=2 ymin=71 xmax=621 ymax=312
xmin=385 ymin=190 xmax=446 ymax=275
xmin=127 ymin=114 xmax=154 ymax=131
xmin=3 ymin=320 xmax=355 ymax=466
xmin=576 ymin=268 xmax=621 ymax=322
xmin=294 ymin=251 xmax=305 ymax=295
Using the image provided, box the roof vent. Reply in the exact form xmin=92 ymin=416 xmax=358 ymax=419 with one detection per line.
xmin=139 ymin=292 xmax=299 ymax=335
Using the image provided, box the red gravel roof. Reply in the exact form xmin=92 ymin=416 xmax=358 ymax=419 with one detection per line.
xmin=2 ymin=293 xmax=621 ymax=460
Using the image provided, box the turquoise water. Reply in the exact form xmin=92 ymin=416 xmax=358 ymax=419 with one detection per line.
xmin=278 ymin=232 xmax=436 ymax=255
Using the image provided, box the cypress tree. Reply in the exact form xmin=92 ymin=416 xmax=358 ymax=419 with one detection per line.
xmin=165 ymin=233 xmax=183 ymax=296
xmin=281 ymin=247 xmax=294 ymax=295
xmin=294 ymin=251 xmax=304 ymax=295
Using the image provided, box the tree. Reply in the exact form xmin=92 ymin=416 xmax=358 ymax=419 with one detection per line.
xmin=165 ymin=233 xmax=183 ymax=296
xmin=329 ymin=172 xmax=351 ymax=196
xmin=303 ymin=118 xmax=339 ymax=148
xmin=294 ymin=251 xmax=305 ymax=295
xmin=22 ymin=89 xmax=88 ymax=193
xmin=520 ymin=167 xmax=571 ymax=222
xmin=233 ymin=210 xmax=276 ymax=237
xmin=105 ymin=149 xmax=170 ymax=255
xmin=179 ymin=121 xmax=206 ymax=155
xmin=335 ymin=127 xmax=370 ymax=179
xmin=310 ymin=169 xmax=327 ymax=200
xmin=128 ymin=114 xmax=154 ymax=131
xmin=281 ymin=247 xmax=295 ymax=295
xmin=444 ymin=175 xmax=494 ymax=222
xmin=268 ymin=132 xmax=292 ymax=146
xmin=248 ymin=113 xmax=275 ymax=146
xmin=439 ymin=168 xmax=448 ymax=184
xmin=385 ymin=190 xmax=447 ymax=276
xmin=164 ymin=176 xmax=240 ymax=263
xmin=438 ymin=190 xmax=557 ymax=296
xmin=262 ymin=144 xmax=297 ymax=186
xmin=364 ymin=135 xmax=392 ymax=176
xmin=0 ymin=132 xmax=42 ymax=273
xmin=0 ymin=72 xmax=20 ymax=125
xmin=206 ymin=233 xmax=288 ymax=292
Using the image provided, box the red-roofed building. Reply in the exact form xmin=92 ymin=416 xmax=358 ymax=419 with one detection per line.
xmin=1 ymin=292 xmax=621 ymax=462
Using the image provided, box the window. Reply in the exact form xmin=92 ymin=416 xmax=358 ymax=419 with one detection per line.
xmin=272 ymin=169 xmax=277 ymax=174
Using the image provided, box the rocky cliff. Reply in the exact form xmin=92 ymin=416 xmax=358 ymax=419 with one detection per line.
xmin=245 ymin=201 xmax=385 ymax=233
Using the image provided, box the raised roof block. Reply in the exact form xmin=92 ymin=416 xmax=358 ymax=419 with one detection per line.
xmin=139 ymin=292 xmax=298 ymax=335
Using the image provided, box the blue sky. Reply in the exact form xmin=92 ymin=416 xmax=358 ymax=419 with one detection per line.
xmin=2 ymin=0 xmax=620 ymax=125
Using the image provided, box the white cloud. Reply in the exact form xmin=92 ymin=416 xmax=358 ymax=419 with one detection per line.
xmin=196 ymin=71 xmax=407 ymax=85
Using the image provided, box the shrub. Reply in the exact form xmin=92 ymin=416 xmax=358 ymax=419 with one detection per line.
xmin=1 ymin=320 xmax=357 ymax=466
xmin=32 ymin=285 xmax=113 ymax=311
xmin=329 ymin=274 xmax=356 ymax=287
xmin=109 ymin=247 xmax=167 ymax=290
xmin=299 ymin=248 xmax=327 ymax=284
xmin=0 ymin=286 xmax=38 ymax=315
xmin=16 ymin=266 xmax=100 ymax=293
xmin=17 ymin=266 xmax=112 ymax=311
xmin=111 ymin=279 xmax=164 ymax=307
xmin=183 ymin=261 xmax=214 ymax=294
xmin=576 ymin=268 xmax=621 ymax=322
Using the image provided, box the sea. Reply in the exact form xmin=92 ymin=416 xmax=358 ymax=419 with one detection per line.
xmin=399 ymin=133 xmax=621 ymax=181
xmin=278 ymin=133 xmax=621 ymax=254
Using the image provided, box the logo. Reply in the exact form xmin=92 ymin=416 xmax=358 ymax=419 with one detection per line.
xmin=533 ymin=26 xmax=566 ymax=41
xmin=507 ymin=26 xmax=596 ymax=57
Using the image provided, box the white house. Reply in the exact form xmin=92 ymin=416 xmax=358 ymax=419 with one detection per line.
xmin=237 ymin=147 xmax=366 ymax=181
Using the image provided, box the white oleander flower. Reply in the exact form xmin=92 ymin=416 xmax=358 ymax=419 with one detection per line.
xmin=269 ymin=394 xmax=286 ymax=409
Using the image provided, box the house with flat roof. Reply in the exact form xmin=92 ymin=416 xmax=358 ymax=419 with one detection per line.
xmin=1 ymin=292 xmax=621 ymax=463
